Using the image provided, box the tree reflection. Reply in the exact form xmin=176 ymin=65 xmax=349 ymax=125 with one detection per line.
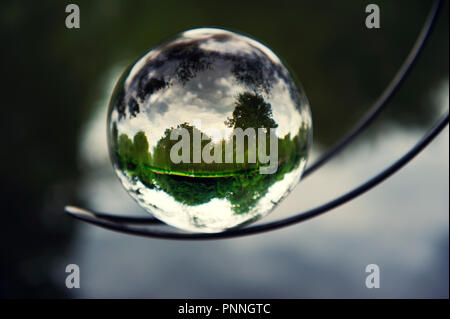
xmin=225 ymin=92 xmax=278 ymax=130
xmin=111 ymin=91 xmax=310 ymax=214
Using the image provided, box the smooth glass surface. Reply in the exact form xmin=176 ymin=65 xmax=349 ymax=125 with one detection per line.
xmin=107 ymin=28 xmax=312 ymax=232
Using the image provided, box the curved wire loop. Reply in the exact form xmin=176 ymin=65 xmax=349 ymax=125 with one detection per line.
xmin=65 ymin=0 xmax=446 ymax=240
xmin=65 ymin=112 xmax=449 ymax=239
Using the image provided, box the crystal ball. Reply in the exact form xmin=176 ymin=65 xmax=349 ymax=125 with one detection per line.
xmin=107 ymin=28 xmax=312 ymax=233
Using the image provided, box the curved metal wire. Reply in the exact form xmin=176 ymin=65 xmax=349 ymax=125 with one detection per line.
xmin=303 ymin=0 xmax=442 ymax=178
xmin=65 ymin=0 xmax=447 ymax=240
xmin=66 ymin=112 xmax=449 ymax=239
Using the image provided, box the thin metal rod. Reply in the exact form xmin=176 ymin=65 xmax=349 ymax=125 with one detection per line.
xmin=64 ymin=206 xmax=162 ymax=224
xmin=65 ymin=112 xmax=449 ymax=240
xmin=302 ymin=0 xmax=442 ymax=178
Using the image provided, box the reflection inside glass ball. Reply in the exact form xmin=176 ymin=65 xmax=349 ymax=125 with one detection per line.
xmin=107 ymin=28 xmax=312 ymax=233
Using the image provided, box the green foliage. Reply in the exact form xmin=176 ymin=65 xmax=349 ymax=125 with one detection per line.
xmin=153 ymin=174 xmax=232 ymax=206
xmin=112 ymin=126 xmax=308 ymax=214
xmin=111 ymin=91 xmax=311 ymax=214
xmin=116 ymin=130 xmax=154 ymax=186
xmin=133 ymin=131 xmax=152 ymax=164
xmin=225 ymin=92 xmax=278 ymax=130
xmin=118 ymin=134 xmax=134 ymax=168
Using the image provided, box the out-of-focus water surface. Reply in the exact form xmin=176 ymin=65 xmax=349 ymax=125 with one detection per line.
xmin=1 ymin=0 xmax=448 ymax=298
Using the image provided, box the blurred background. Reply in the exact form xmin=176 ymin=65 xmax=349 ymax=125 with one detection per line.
xmin=0 ymin=0 xmax=448 ymax=298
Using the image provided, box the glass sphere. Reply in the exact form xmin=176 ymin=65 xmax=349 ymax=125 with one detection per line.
xmin=107 ymin=28 xmax=312 ymax=233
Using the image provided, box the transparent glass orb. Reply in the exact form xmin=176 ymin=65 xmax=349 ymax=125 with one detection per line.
xmin=107 ymin=28 xmax=312 ymax=233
